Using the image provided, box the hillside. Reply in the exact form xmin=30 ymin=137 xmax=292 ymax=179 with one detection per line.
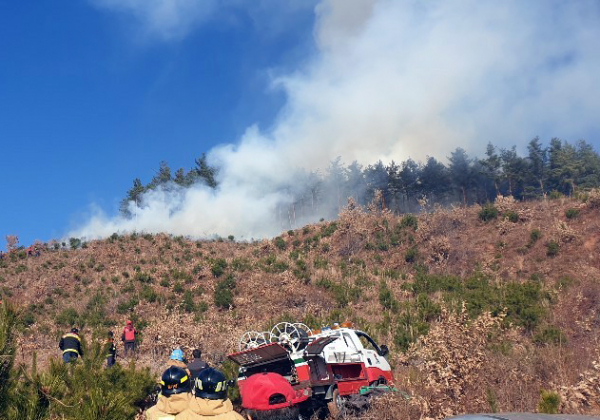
xmin=2 ymin=194 xmax=600 ymax=418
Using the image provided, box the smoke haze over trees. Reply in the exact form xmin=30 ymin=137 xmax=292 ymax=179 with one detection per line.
xmin=101 ymin=137 xmax=600 ymax=241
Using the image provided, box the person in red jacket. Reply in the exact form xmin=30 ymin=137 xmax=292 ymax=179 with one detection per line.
xmin=121 ymin=320 xmax=137 ymax=357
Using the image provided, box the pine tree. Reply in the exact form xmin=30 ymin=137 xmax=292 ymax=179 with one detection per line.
xmin=500 ymin=146 xmax=527 ymax=198
xmin=147 ymin=161 xmax=172 ymax=190
xmin=364 ymin=161 xmax=389 ymax=209
xmin=480 ymin=143 xmax=502 ymax=197
xmin=345 ymin=161 xmax=367 ymax=206
xmin=525 ymin=137 xmax=548 ymax=198
xmin=119 ymin=178 xmax=145 ymax=218
xmin=0 ymin=302 xmax=17 ymax=416
xmin=448 ymin=148 xmax=474 ymax=205
xmin=173 ymin=168 xmax=188 ymax=187
xmin=193 ymin=153 xmax=218 ymax=189
xmin=420 ymin=156 xmax=450 ymax=204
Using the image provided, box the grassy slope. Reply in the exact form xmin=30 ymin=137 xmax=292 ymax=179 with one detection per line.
xmin=1 ymin=196 xmax=599 ymax=418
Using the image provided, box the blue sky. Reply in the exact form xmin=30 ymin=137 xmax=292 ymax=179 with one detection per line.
xmin=0 ymin=0 xmax=316 ymax=247
xmin=1 ymin=0 xmax=599 ymax=248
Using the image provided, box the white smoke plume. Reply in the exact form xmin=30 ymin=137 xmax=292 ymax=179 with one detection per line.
xmin=71 ymin=0 xmax=600 ymax=240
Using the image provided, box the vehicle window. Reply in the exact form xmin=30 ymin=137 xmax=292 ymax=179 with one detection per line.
xmin=356 ymin=332 xmax=382 ymax=352
xmin=343 ymin=333 xmax=358 ymax=351
xmin=359 ymin=336 xmax=376 ymax=351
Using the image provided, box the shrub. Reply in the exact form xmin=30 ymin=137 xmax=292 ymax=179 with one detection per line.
xmin=546 ymin=241 xmax=559 ymax=257
xmin=565 ymin=208 xmax=580 ymax=219
xmin=173 ymin=282 xmax=184 ymax=294
xmin=192 ymin=263 xmax=204 ymax=275
xmin=214 ymin=287 xmax=233 ymax=309
xmin=538 ymin=390 xmax=561 ymax=414
xmin=134 ymin=272 xmax=153 ymax=284
xmin=211 ymin=259 xmax=228 ymax=277
xmin=478 ymin=204 xmax=498 ymax=222
xmin=214 ymin=275 xmax=236 ymax=309
xmin=19 ymin=311 xmax=36 ymax=328
xmin=504 ymin=210 xmax=519 ymax=222
xmin=316 ymin=278 xmax=360 ymax=307
xmin=55 ymin=307 xmax=80 ymax=327
xmin=182 ymin=291 xmax=195 ymax=313
xmin=231 ymin=258 xmax=251 ymax=272
xmin=530 ymin=228 xmax=542 ymax=243
xmin=116 ymin=298 xmax=139 ymax=314
xmin=170 ymin=269 xmax=192 ymax=283
xmin=140 ymin=286 xmax=158 ymax=303
xmin=260 ymin=255 xmax=289 ymax=273
xmin=321 ymin=222 xmax=337 ymax=237
xmin=405 ymin=247 xmax=418 ymax=263
xmin=274 ymin=237 xmax=286 ymax=250
xmin=69 ymin=237 xmax=81 ymax=249
xmin=293 ymin=259 xmax=310 ymax=283
xmin=549 ymin=190 xmax=563 ymax=199
xmin=533 ymin=326 xmax=566 ymax=345
xmin=314 ymin=257 xmax=328 ymax=269
xmin=400 ymin=214 xmax=418 ymax=231
xmin=379 ymin=281 xmax=398 ymax=312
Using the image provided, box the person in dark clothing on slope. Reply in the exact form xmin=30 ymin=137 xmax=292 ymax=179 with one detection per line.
xmin=187 ymin=349 xmax=209 ymax=379
xmin=59 ymin=328 xmax=83 ymax=363
xmin=106 ymin=331 xmax=117 ymax=367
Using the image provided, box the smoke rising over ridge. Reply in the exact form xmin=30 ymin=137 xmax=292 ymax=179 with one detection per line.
xmin=71 ymin=0 xmax=600 ymax=241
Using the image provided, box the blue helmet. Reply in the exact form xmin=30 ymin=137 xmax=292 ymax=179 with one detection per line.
xmin=170 ymin=348 xmax=184 ymax=362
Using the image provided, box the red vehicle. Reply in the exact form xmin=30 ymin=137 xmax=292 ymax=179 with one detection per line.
xmin=228 ymin=322 xmax=394 ymax=416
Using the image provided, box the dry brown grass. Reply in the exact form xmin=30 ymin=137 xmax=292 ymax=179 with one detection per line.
xmin=2 ymin=196 xmax=600 ymax=417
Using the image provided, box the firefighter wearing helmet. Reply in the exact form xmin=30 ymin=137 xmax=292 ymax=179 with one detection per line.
xmin=177 ymin=368 xmax=243 ymax=420
xmin=145 ymin=366 xmax=192 ymax=420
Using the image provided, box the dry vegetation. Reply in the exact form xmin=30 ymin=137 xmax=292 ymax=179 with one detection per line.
xmin=2 ymin=194 xmax=600 ymax=418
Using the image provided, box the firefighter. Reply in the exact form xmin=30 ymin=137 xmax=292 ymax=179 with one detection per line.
xmin=106 ymin=331 xmax=117 ymax=367
xmin=59 ymin=328 xmax=83 ymax=363
xmin=241 ymin=372 xmax=307 ymax=420
xmin=177 ymin=368 xmax=244 ymax=420
xmin=121 ymin=320 xmax=137 ymax=357
xmin=187 ymin=349 xmax=208 ymax=380
xmin=165 ymin=348 xmax=192 ymax=380
xmin=145 ymin=366 xmax=192 ymax=420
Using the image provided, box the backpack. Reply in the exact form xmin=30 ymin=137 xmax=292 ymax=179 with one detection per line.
xmin=124 ymin=326 xmax=136 ymax=341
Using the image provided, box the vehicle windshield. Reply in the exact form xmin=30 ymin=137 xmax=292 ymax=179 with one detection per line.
xmin=355 ymin=331 xmax=381 ymax=353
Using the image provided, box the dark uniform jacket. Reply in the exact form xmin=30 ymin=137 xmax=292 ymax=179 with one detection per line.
xmin=59 ymin=333 xmax=83 ymax=356
xmin=106 ymin=339 xmax=116 ymax=357
xmin=187 ymin=359 xmax=208 ymax=379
